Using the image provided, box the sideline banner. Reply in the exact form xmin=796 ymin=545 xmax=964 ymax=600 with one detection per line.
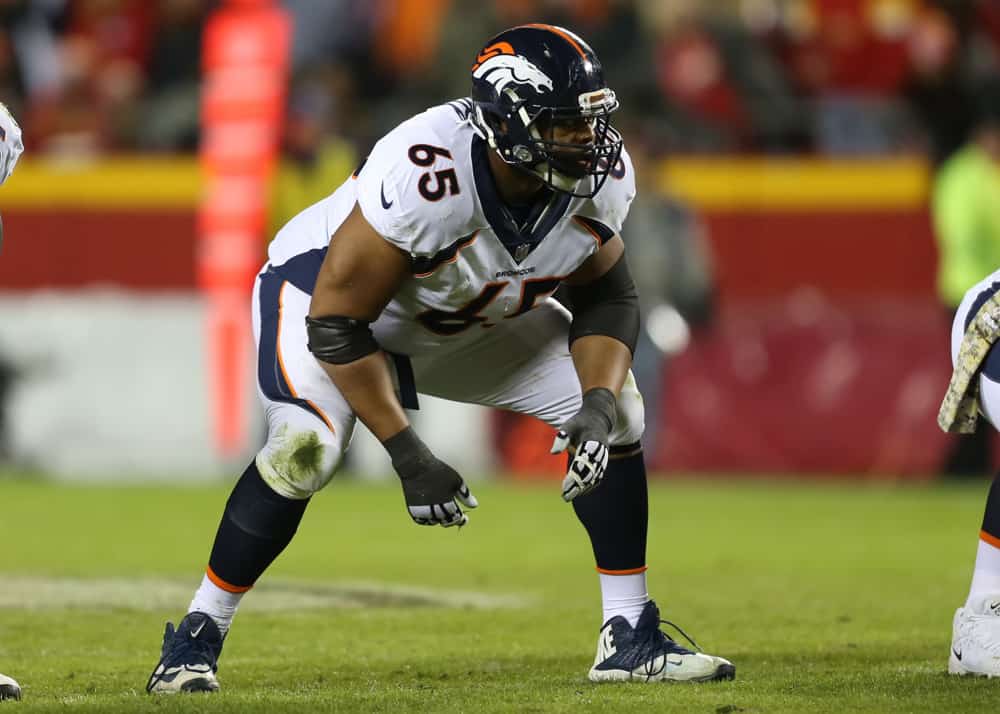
xmin=200 ymin=0 xmax=290 ymax=458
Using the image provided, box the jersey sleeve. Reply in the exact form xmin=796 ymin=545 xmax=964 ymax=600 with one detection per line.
xmin=577 ymin=145 xmax=637 ymax=238
xmin=354 ymin=114 xmax=471 ymax=258
xmin=354 ymin=135 xmax=419 ymax=248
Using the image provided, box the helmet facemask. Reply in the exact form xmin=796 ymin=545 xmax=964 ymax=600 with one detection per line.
xmin=473 ymin=86 xmax=623 ymax=199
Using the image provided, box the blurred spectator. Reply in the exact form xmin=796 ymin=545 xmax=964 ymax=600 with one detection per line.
xmin=782 ymin=0 xmax=914 ymax=95
xmin=780 ymin=0 xmax=916 ymax=154
xmin=282 ymin=0 xmax=372 ymax=72
xmin=64 ymin=0 xmax=153 ymax=148
xmin=620 ymin=131 xmax=715 ymax=454
xmin=933 ymin=81 xmax=1000 ymax=475
xmin=655 ymin=14 xmax=750 ymax=151
xmin=639 ymin=1 xmax=806 ymax=153
xmin=267 ymin=70 xmax=357 ymax=240
xmin=138 ymin=0 xmax=207 ymax=151
xmin=0 ymin=0 xmax=65 ymax=114
xmin=1 ymin=0 xmax=1000 ymax=158
xmin=26 ymin=0 xmax=152 ymax=154
xmin=281 ymin=0 xmax=381 ymax=146
xmin=901 ymin=5 xmax=973 ymax=164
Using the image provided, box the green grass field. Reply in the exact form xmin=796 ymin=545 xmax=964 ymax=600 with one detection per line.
xmin=1 ymin=473 xmax=999 ymax=712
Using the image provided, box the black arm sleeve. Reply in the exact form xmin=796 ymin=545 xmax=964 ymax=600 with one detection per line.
xmin=566 ymin=254 xmax=640 ymax=355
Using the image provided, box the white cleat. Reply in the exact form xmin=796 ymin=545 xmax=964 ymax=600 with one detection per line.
xmin=0 ymin=673 xmax=21 ymax=701
xmin=588 ymin=600 xmax=735 ymax=683
xmin=950 ymin=594 xmax=1000 ymax=677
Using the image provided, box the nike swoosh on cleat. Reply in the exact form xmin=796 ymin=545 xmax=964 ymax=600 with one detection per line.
xmin=190 ymin=621 xmax=205 ymax=638
xmin=953 ymin=648 xmax=963 ymax=661
xmin=380 ymin=182 xmax=393 ymax=209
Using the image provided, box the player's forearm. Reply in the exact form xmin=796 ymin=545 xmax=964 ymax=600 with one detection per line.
xmin=571 ymin=334 xmax=631 ymax=396
xmin=318 ymin=353 xmax=410 ymax=442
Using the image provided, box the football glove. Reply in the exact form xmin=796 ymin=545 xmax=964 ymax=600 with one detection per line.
xmin=0 ymin=103 xmax=23 ymax=186
xmin=551 ymin=387 xmax=616 ymax=502
xmin=384 ymin=426 xmax=478 ymax=527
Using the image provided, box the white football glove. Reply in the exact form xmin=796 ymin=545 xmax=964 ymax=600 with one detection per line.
xmin=551 ymin=387 xmax=617 ymax=502
xmin=0 ymin=103 xmax=23 ymax=186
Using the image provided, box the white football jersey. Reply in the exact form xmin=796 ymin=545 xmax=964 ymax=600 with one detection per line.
xmin=266 ymin=99 xmax=636 ymax=355
xmin=0 ymin=102 xmax=23 ymax=185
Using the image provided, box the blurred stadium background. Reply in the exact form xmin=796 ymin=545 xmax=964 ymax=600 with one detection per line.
xmin=6 ymin=1 xmax=1000 ymax=710
xmin=0 ymin=0 xmax=997 ymax=481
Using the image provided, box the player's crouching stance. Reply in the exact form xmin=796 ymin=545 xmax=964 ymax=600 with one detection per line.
xmin=146 ymin=24 xmax=734 ymax=693
xmin=0 ymin=101 xmax=24 ymax=702
xmin=940 ymin=268 xmax=1000 ymax=677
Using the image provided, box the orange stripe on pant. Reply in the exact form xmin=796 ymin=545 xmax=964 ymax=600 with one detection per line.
xmin=981 ymin=530 xmax=1000 ymax=549
xmin=596 ymin=565 xmax=648 ymax=575
xmin=275 ymin=281 xmax=336 ymax=434
xmin=206 ymin=565 xmax=253 ymax=593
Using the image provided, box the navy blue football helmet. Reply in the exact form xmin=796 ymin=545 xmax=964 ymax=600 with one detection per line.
xmin=470 ymin=24 xmax=623 ymax=198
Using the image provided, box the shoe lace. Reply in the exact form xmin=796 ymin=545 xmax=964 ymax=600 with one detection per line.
xmin=163 ymin=626 xmax=218 ymax=670
xmin=626 ymin=618 xmax=704 ymax=677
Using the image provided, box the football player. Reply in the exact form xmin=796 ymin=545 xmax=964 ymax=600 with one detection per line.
xmin=0 ymin=101 xmax=23 ymax=702
xmin=941 ymin=268 xmax=1000 ymax=676
xmin=146 ymin=25 xmax=735 ymax=693
xmin=0 ymin=101 xmax=23 ymax=252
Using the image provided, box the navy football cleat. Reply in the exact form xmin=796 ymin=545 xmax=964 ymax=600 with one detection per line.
xmin=146 ymin=611 xmax=223 ymax=694
xmin=589 ymin=600 xmax=735 ymax=683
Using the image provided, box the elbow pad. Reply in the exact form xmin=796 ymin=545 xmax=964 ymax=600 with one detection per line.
xmin=306 ymin=315 xmax=380 ymax=365
xmin=567 ymin=254 xmax=640 ymax=355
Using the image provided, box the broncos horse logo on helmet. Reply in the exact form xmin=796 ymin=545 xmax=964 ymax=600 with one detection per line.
xmin=469 ymin=24 xmax=623 ymax=199
xmin=472 ymin=53 xmax=554 ymax=96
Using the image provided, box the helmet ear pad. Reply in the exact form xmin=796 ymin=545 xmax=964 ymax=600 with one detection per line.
xmin=474 ymin=101 xmax=544 ymax=167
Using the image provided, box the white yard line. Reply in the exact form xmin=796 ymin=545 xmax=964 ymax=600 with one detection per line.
xmin=0 ymin=576 xmax=529 ymax=611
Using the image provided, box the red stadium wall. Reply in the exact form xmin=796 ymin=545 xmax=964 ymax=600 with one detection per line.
xmin=0 ymin=210 xmax=196 ymax=290
xmin=705 ymin=210 xmax=937 ymax=301
xmin=0 ymin=157 xmax=954 ymax=477
xmin=0 ymin=159 xmax=200 ymax=290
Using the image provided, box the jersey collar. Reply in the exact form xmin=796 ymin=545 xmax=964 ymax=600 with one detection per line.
xmin=471 ymin=135 xmax=571 ymax=263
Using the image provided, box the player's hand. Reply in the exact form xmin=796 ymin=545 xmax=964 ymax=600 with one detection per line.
xmin=384 ymin=426 xmax=478 ymax=527
xmin=551 ymin=387 xmax=617 ymax=502
xmin=0 ymin=103 xmax=24 ymax=186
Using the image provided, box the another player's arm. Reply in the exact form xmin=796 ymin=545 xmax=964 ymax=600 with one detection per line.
xmin=307 ymin=203 xmax=411 ymax=441
xmin=307 ymin=203 xmax=477 ymax=526
xmin=0 ymin=102 xmax=25 ymax=250
xmin=552 ymin=235 xmax=640 ymax=501
xmin=0 ymin=102 xmax=23 ymax=187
